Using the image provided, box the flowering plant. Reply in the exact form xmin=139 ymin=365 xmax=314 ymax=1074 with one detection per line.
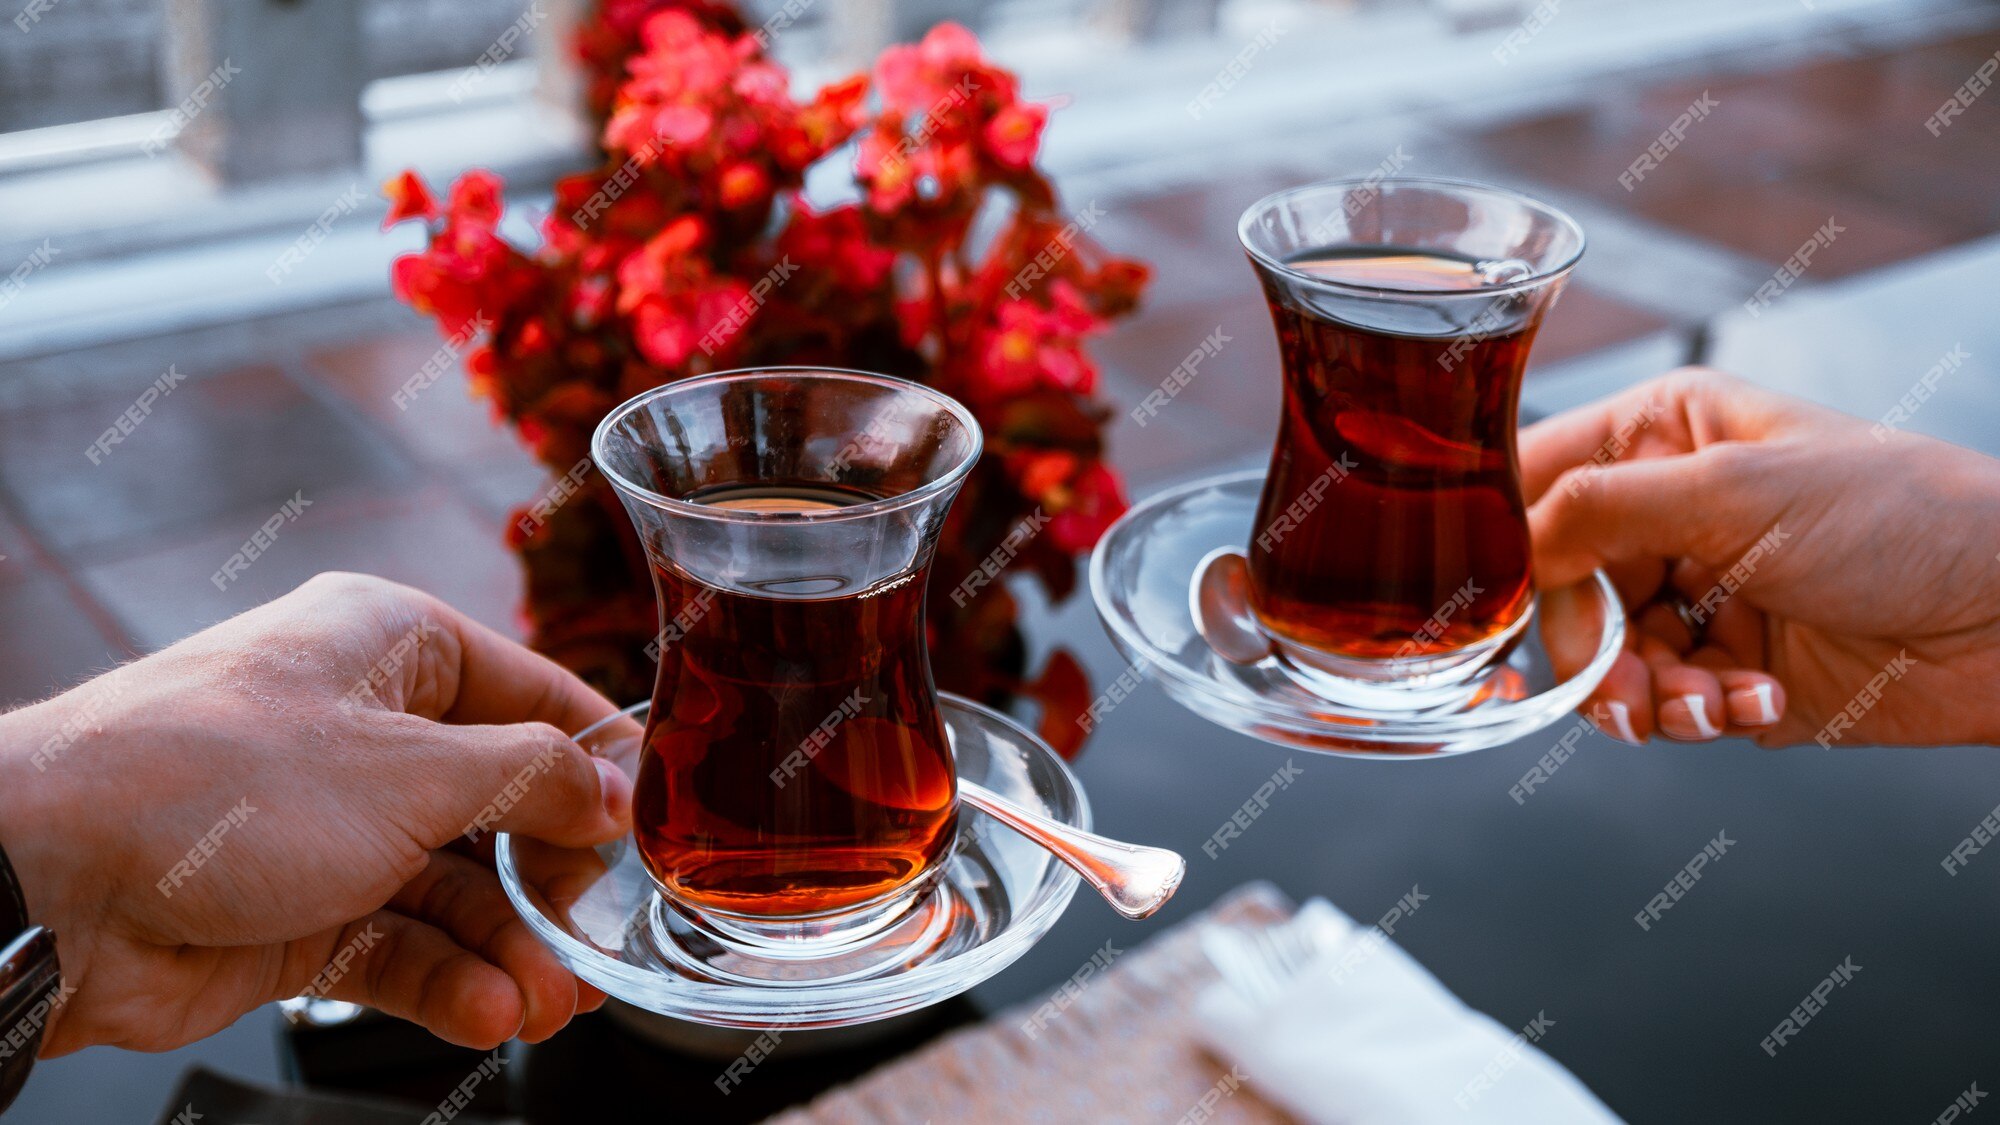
xmin=386 ymin=1 xmax=1147 ymax=754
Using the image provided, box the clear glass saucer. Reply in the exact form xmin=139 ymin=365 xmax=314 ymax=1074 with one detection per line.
xmin=497 ymin=695 xmax=1088 ymax=1030
xmin=1089 ymin=470 xmax=1626 ymax=757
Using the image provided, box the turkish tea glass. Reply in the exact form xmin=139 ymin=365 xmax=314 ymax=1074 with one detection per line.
xmin=1238 ymin=177 xmax=1584 ymax=704
xmin=592 ymin=368 xmax=981 ymax=957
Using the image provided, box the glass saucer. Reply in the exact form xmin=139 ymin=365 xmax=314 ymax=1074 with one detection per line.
xmin=1089 ymin=470 xmax=1626 ymax=758
xmin=496 ymin=694 xmax=1088 ymax=1030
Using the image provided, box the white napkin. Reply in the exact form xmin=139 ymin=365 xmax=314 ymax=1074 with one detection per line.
xmin=1194 ymin=900 xmax=1623 ymax=1125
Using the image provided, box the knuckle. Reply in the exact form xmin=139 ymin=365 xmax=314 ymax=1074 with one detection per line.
xmin=1661 ymin=365 xmax=1742 ymax=403
xmin=301 ymin=570 xmax=389 ymax=599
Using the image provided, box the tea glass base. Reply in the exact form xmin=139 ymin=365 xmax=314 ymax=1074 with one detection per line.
xmin=1264 ymin=598 xmax=1535 ymax=714
xmin=650 ymin=860 xmax=953 ymax=968
xmin=496 ymin=695 xmax=1089 ymax=1029
xmin=1090 ymin=470 xmax=1626 ymax=757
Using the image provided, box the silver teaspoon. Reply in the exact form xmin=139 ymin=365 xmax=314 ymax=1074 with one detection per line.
xmin=958 ymin=780 xmax=1185 ymax=920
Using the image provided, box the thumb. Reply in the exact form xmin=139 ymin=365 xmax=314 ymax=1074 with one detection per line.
xmin=1530 ymin=451 xmax=1750 ymax=589
xmin=399 ymin=720 xmax=633 ymax=850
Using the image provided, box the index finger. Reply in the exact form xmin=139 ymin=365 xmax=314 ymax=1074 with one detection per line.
xmin=1520 ymin=367 xmax=1792 ymax=503
xmin=1520 ymin=381 xmax=1684 ymax=504
xmin=440 ymin=612 xmax=623 ymax=738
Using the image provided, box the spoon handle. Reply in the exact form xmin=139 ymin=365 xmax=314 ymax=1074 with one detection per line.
xmin=958 ymin=780 xmax=1186 ymax=920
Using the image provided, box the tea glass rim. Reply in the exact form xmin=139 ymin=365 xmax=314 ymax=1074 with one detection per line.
xmin=590 ymin=366 xmax=984 ymax=526
xmin=1236 ymin=174 xmax=1588 ymax=300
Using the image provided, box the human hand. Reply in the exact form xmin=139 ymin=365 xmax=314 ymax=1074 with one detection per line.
xmin=1523 ymin=367 xmax=2000 ymax=747
xmin=0 ymin=572 xmax=634 ymax=1055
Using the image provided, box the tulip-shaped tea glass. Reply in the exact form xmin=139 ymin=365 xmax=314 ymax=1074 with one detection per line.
xmin=1091 ymin=177 xmax=1626 ymax=754
xmin=593 ymin=368 xmax=978 ymax=959
xmin=1238 ymin=177 xmax=1583 ymax=708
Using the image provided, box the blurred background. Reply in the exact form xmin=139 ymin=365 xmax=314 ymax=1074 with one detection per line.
xmin=4 ymin=0 xmax=2000 ymax=1122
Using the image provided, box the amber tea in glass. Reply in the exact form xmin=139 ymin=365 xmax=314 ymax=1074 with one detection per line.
xmin=593 ymin=370 xmax=980 ymax=953
xmin=1237 ymin=178 xmax=1583 ymax=699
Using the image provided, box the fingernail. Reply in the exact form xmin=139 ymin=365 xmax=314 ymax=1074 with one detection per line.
xmin=1590 ymin=700 xmax=1642 ymax=745
xmin=1660 ymin=695 xmax=1721 ymax=741
xmin=1728 ymin=683 xmax=1779 ymax=726
xmin=593 ymin=757 xmax=631 ymax=820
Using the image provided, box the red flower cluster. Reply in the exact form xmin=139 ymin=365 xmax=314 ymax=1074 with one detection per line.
xmin=388 ymin=5 xmax=1148 ymax=754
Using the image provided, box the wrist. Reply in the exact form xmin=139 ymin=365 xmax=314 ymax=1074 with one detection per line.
xmin=0 ymin=696 xmax=108 ymax=1049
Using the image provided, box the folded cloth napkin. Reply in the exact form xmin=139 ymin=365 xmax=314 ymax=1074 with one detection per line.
xmin=1193 ymin=899 xmax=1623 ymax=1125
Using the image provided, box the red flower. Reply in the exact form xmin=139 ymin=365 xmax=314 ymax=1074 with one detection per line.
xmin=779 ymin=203 xmax=895 ymax=292
xmin=385 ymin=5 xmax=1150 ymax=755
xmin=983 ymin=103 xmax=1046 ymax=170
xmin=381 ymin=170 xmax=438 ymax=229
xmin=717 ymin=161 xmax=770 ymax=210
xmin=1046 ymin=460 xmax=1127 ymax=552
xmin=448 ymin=169 xmax=506 ymax=229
